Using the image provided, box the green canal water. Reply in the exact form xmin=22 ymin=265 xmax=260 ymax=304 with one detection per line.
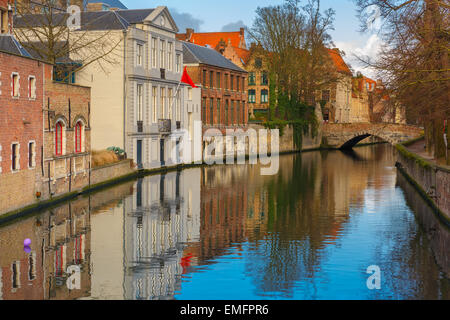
xmin=0 ymin=144 xmax=448 ymax=300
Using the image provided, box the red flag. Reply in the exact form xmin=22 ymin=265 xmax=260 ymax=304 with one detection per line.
xmin=181 ymin=66 xmax=197 ymax=88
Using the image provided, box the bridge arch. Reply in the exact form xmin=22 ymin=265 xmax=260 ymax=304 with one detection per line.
xmin=340 ymin=132 xmax=395 ymax=149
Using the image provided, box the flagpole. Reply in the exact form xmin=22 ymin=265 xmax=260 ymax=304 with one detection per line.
xmin=170 ymin=81 xmax=182 ymax=121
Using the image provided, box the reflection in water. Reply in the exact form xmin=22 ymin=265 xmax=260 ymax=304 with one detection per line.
xmin=0 ymin=145 xmax=448 ymax=300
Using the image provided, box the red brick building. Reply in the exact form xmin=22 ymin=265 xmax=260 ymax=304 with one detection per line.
xmin=182 ymin=41 xmax=248 ymax=131
xmin=0 ymin=45 xmax=49 ymax=214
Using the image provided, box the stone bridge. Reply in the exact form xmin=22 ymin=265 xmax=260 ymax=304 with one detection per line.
xmin=322 ymin=123 xmax=423 ymax=149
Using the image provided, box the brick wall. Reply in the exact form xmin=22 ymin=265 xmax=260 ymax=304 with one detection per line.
xmin=42 ymin=64 xmax=92 ymax=199
xmin=185 ymin=64 xmax=248 ymax=127
xmin=90 ymin=159 xmax=135 ymax=186
xmin=0 ymin=51 xmax=48 ymax=214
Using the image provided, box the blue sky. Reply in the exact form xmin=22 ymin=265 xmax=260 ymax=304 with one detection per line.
xmin=121 ymin=0 xmax=382 ymax=77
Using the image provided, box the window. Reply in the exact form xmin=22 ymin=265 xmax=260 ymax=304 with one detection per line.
xmin=202 ymin=70 xmax=207 ymax=87
xmin=188 ymin=87 xmax=192 ymax=100
xmin=29 ymin=76 xmax=36 ymax=99
xmin=12 ymin=261 xmax=20 ymax=289
xmin=209 ymin=98 xmax=214 ymax=124
xmin=242 ymin=102 xmax=246 ymax=123
xmin=55 ymin=121 xmax=65 ymax=156
xmin=75 ymin=122 xmax=83 ymax=153
xmin=254 ymin=58 xmax=262 ymax=68
xmin=225 ymin=100 xmax=229 ymax=125
xmin=176 ymin=91 xmax=181 ymax=121
xmin=136 ymin=43 xmax=143 ymax=66
xmin=1 ymin=9 xmax=8 ymax=34
xmin=236 ymin=77 xmax=240 ymax=92
xmin=160 ymin=87 xmax=165 ymax=118
xmin=236 ymin=101 xmax=240 ymax=124
xmin=168 ymin=88 xmax=173 ymax=120
xmin=11 ymin=143 xmax=19 ymax=171
xmin=137 ymin=84 xmax=143 ymax=121
xmin=28 ymin=141 xmax=36 ymax=167
xmin=151 ymin=38 xmax=157 ymax=68
xmin=152 ymin=86 xmax=157 ymax=123
xmin=12 ymin=73 xmax=19 ymax=97
xmin=217 ymin=99 xmax=221 ymax=124
xmin=202 ymin=97 xmax=207 ymax=123
xmin=160 ymin=39 xmax=166 ymax=69
xmin=230 ymin=101 xmax=234 ymax=125
xmin=230 ymin=75 xmax=234 ymax=91
xmin=28 ymin=252 xmax=36 ymax=281
xmin=322 ymin=90 xmax=330 ymax=102
xmin=176 ymin=54 xmax=181 ymax=73
xmin=261 ymin=89 xmax=268 ymax=103
xmin=216 ymin=72 xmax=221 ymax=88
xmin=224 ymin=74 xmax=229 ymax=90
xmin=261 ymin=72 xmax=268 ymax=85
xmin=167 ymin=42 xmax=173 ymax=71
xmin=248 ymin=72 xmax=256 ymax=85
xmin=210 ymin=71 xmax=214 ymax=88
xmin=248 ymin=89 xmax=256 ymax=103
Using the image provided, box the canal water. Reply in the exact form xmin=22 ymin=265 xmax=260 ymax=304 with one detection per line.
xmin=0 ymin=144 xmax=448 ymax=300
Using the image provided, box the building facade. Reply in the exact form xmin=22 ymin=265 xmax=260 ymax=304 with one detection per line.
xmin=42 ymin=64 xmax=91 ymax=198
xmin=0 ymin=0 xmax=12 ymax=34
xmin=72 ymin=7 xmax=200 ymax=169
xmin=182 ymin=41 xmax=248 ymax=131
xmin=0 ymin=43 xmax=48 ymax=214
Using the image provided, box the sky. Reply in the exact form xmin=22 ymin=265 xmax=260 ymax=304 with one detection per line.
xmin=121 ymin=0 xmax=382 ymax=78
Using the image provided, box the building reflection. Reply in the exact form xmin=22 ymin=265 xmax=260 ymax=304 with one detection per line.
xmin=123 ymin=168 xmax=201 ymax=300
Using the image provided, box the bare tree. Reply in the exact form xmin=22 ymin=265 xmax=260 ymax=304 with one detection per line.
xmin=13 ymin=0 xmax=123 ymax=82
xmin=248 ymin=0 xmax=337 ymax=120
xmin=354 ymin=0 xmax=449 ymax=162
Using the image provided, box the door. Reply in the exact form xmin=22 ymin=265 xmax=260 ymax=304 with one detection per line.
xmin=137 ymin=140 xmax=142 ymax=169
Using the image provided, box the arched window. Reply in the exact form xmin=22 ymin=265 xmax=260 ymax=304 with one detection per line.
xmin=55 ymin=121 xmax=65 ymax=156
xmin=75 ymin=121 xmax=84 ymax=153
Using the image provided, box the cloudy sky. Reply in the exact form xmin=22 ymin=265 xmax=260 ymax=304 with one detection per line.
xmin=121 ymin=0 xmax=382 ymax=78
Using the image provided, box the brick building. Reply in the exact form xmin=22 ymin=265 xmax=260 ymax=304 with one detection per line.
xmin=182 ymin=41 xmax=248 ymax=131
xmin=0 ymin=41 xmax=49 ymax=214
xmin=42 ymin=64 xmax=91 ymax=199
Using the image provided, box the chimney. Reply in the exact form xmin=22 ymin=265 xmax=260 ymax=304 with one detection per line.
xmin=240 ymin=27 xmax=245 ymax=36
xmin=186 ymin=28 xmax=194 ymax=41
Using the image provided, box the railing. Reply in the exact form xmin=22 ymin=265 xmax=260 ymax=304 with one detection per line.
xmin=158 ymin=119 xmax=171 ymax=133
xmin=137 ymin=121 xmax=143 ymax=133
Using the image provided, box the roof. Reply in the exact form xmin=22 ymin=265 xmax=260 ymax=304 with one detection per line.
xmin=233 ymin=46 xmax=251 ymax=64
xmin=327 ymin=48 xmax=352 ymax=75
xmin=177 ymin=31 xmax=243 ymax=48
xmin=0 ymin=35 xmax=32 ymax=58
xmin=182 ymin=41 xmax=247 ymax=73
xmin=14 ymin=9 xmax=156 ymax=31
xmin=84 ymin=0 xmax=128 ymax=10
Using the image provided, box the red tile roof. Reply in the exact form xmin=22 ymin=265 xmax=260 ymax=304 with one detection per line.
xmin=327 ymin=48 xmax=352 ymax=75
xmin=176 ymin=31 xmax=243 ymax=49
xmin=233 ymin=46 xmax=251 ymax=64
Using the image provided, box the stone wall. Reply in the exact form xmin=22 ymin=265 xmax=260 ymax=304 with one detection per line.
xmin=396 ymin=148 xmax=450 ymax=223
xmin=90 ymin=159 xmax=135 ymax=187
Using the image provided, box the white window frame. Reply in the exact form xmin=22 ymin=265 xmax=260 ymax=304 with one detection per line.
xmin=160 ymin=87 xmax=166 ymax=119
xmin=11 ymin=72 xmax=19 ymax=98
xmin=11 ymin=142 xmax=20 ymax=172
xmin=152 ymin=86 xmax=157 ymax=123
xmin=136 ymin=43 xmax=143 ymax=67
xmin=160 ymin=39 xmax=166 ymax=69
xmin=137 ymin=83 xmax=143 ymax=122
xmin=28 ymin=75 xmax=36 ymax=99
xmin=168 ymin=88 xmax=173 ymax=120
xmin=151 ymin=37 xmax=157 ymax=69
xmin=167 ymin=42 xmax=173 ymax=71
xmin=28 ymin=140 xmax=36 ymax=169
xmin=176 ymin=54 xmax=181 ymax=73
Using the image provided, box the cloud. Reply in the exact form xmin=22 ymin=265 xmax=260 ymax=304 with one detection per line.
xmin=221 ymin=20 xmax=247 ymax=32
xmin=169 ymin=7 xmax=204 ymax=32
xmin=335 ymin=34 xmax=383 ymax=79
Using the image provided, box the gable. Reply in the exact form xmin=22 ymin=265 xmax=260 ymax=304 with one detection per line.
xmin=145 ymin=6 xmax=179 ymax=33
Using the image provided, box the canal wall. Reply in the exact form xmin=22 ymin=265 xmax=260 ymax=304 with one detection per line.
xmin=89 ymin=159 xmax=136 ymax=189
xmin=396 ymin=141 xmax=450 ymax=226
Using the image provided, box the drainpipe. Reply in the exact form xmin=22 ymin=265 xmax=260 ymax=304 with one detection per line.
xmin=123 ymin=30 xmax=127 ymax=153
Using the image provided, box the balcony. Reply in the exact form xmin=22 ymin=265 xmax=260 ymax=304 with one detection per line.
xmin=158 ymin=119 xmax=171 ymax=134
xmin=137 ymin=121 xmax=143 ymax=133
